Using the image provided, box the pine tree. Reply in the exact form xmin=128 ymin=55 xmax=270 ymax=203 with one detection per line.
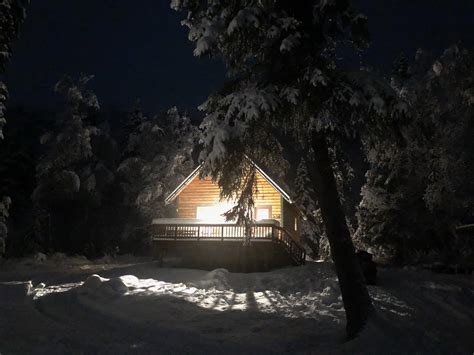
xmin=0 ymin=196 xmax=11 ymax=255
xmin=357 ymin=45 xmax=474 ymax=262
xmin=118 ymin=106 xmax=197 ymax=232
xmin=32 ymin=75 xmax=116 ymax=252
xmin=171 ymin=0 xmax=404 ymax=337
xmin=0 ymin=0 xmax=28 ymax=139
xmin=122 ymin=99 xmax=146 ymax=143
xmin=0 ymin=0 xmax=28 ymax=255
xmin=392 ymin=52 xmax=410 ymax=80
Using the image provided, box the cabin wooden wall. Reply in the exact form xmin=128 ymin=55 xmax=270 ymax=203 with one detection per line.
xmin=176 ymin=171 xmax=282 ymax=221
xmin=254 ymin=172 xmax=282 ymax=221
xmin=176 ymin=176 xmax=220 ymax=219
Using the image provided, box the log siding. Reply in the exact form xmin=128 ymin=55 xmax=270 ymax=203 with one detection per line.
xmin=175 ymin=171 xmax=282 ymax=222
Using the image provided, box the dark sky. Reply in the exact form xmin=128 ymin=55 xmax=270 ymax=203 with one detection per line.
xmin=4 ymin=0 xmax=226 ymax=114
xmin=354 ymin=0 xmax=474 ymax=71
xmin=3 ymin=0 xmax=474 ymax=115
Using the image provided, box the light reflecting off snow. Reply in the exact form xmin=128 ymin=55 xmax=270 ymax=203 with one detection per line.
xmin=2 ymin=260 xmax=473 ymax=354
xmin=26 ymin=264 xmax=348 ymax=329
xmin=61 ymin=270 xmax=346 ymax=321
xmin=34 ymin=283 xmax=82 ymax=299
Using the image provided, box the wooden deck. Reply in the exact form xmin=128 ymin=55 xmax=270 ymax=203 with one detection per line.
xmin=150 ymin=223 xmax=306 ymax=265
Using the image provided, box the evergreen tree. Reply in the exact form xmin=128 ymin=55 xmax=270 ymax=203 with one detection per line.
xmin=357 ymin=45 xmax=474 ymax=263
xmin=391 ymin=52 xmax=410 ymax=80
xmin=117 ymin=106 xmax=197 ymax=237
xmin=122 ymin=99 xmax=146 ymax=143
xmin=172 ymin=0 xmax=404 ymax=336
xmin=0 ymin=196 xmax=11 ymax=255
xmin=0 ymin=0 xmax=28 ymax=254
xmin=0 ymin=0 xmax=28 ymax=139
xmin=32 ymin=75 xmax=116 ymax=253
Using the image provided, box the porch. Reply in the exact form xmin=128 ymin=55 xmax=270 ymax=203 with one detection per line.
xmin=150 ymin=222 xmax=306 ymax=267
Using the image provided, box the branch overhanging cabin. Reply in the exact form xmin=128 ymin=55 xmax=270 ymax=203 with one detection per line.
xmin=150 ymin=161 xmax=306 ymax=270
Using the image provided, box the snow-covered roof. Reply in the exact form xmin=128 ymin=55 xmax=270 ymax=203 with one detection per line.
xmin=165 ymin=160 xmax=293 ymax=204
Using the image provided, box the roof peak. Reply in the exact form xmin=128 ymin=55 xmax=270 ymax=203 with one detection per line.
xmin=165 ymin=159 xmax=292 ymax=204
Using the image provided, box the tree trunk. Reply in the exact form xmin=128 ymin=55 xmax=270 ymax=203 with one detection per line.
xmin=309 ymin=131 xmax=373 ymax=338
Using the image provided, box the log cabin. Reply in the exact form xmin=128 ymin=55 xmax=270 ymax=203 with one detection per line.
xmin=150 ymin=161 xmax=306 ymax=271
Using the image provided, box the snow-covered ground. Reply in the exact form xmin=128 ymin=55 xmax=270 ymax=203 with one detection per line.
xmin=0 ymin=256 xmax=473 ymax=354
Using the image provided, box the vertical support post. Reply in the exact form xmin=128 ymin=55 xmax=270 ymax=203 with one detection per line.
xmin=174 ymin=225 xmax=177 ymax=241
xmin=197 ymin=225 xmax=200 ymax=241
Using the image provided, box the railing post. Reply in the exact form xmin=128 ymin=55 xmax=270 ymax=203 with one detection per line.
xmin=174 ymin=225 xmax=177 ymax=241
xmin=197 ymin=225 xmax=200 ymax=241
xmin=221 ymin=225 xmax=224 ymax=241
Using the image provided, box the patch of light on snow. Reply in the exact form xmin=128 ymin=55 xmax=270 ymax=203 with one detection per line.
xmin=31 ymin=264 xmax=346 ymax=325
xmin=33 ymin=283 xmax=81 ymax=299
xmin=369 ymin=287 xmax=414 ymax=317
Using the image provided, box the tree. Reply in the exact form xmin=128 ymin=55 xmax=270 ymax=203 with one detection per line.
xmin=117 ymin=106 xmax=197 ymax=238
xmin=122 ymin=99 xmax=145 ymax=142
xmin=171 ymin=0 xmax=403 ymax=337
xmin=0 ymin=0 xmax=28 ymax=139
xmin=0 ymin=196 xmax=11 ymax=255
xmin=391 ymin=52 xmax=410 ymax=81
xmin=32 ymin=75 xmax=116 ymax=253
xmin=357 ymin=45 xmax=474 ymax=262
xmin=0 ymin=0 xmax=28 ymax=255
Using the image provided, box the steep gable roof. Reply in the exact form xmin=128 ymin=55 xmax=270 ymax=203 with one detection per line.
xmin=165 ymin=161 xmax=293 ymax=204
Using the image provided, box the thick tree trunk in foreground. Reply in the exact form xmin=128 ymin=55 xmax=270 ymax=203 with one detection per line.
xmin=309 ymin=132 xmax=373 ymax=338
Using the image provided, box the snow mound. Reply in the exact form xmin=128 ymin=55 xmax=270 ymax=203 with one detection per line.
xmin=34 ymin=252 xmax=47 ymax=263
xmin=22 ymin=262 xmax=474 ymax=353
xmin=107 ymin=278 xmax=129 ymax=294
xmin=188 ymin=268 xmax=230 ymax=290
xmin=71 ymin=264 xmax=346 ymax=324
xmin=82 ymin=274 xmax=108 ymax=290
xmin=80 ymin=274 xmax=140 ymax=296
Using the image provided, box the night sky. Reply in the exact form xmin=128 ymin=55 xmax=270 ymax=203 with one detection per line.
xmin=3 ymin=0 xmax=474 ymax=116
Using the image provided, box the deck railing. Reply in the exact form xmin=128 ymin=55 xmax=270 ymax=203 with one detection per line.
xmin=150 ymin=223 xmax=306 ymax=265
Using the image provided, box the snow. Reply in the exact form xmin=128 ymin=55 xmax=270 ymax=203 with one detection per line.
xmin=310 ymin=68 xmax=328 ymax=87
xmin=0 ymin=257 xmax=473 ymax=354
xmin=227 ymin=8 xmax=261 ymax=35
xmin=279 ymin=33 xmax=301 ymax=53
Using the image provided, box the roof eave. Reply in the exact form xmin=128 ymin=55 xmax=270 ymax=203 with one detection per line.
xmin=165 ymin=159 xmax=294 ymax=205
xmin=164 ymin=163 xmax=203 ymax=204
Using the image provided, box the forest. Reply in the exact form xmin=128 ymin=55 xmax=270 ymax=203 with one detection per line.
xmin=0 ymin=1 xmax=473 ymax=354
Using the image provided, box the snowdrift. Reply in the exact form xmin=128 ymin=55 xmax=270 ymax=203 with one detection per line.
xmin=1 ymin=259 xmax=473 ymax=354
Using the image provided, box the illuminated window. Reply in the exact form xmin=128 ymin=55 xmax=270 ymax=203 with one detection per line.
xmin=255 ymin=207 xmax=271 ymax=221
xmin=196 ymin=203 xmax=234 ymax=223
xmin=294 ymin=217 xmax=298 ymax=231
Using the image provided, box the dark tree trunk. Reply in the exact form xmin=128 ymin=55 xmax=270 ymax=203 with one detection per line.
xmin=309 ymin=131 xmax=373 ymax=338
